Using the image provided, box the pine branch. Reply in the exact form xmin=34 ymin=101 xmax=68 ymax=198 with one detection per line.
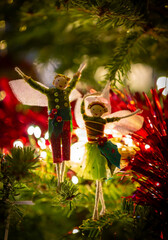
xmin=52 ymin=178 xmax=80 ymax=210
xmin=5 ymin=147 xmax=40 ymax=181
xmin=106 ymin=30 xmax=146 ymax=85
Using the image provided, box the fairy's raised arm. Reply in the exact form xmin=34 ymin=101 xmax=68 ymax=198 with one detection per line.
xmin=15 ymin=67 xmax=31 ymax=81
xmin=67 ymin=62 xmax=86 ymax=93
xmin=15 ymin=67 xmax=49 ymax=94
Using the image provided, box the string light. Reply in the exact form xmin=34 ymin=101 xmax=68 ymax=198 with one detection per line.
xmin=72 ymin=176 xmax=78 ymax=184
xmin=116 ymin=143 xmax=122 ymax=148
xmin=19 ymin=25 xmax=27 ymax=32
xmin=70 ymin=142 xmax=85 ymax=164
xmin=38 ymin=138 xmax=46 ymax=149
xmin=0 ymin=91 xmax=6 ymax=101
xmin=145 ymin=144 xmax=150 ymax=150
xmin=123 ymin=135 xmax=133 ymax=147
xmin=74 ymin=129 xmax=87 ymax=142
xmin=72 ymin=228 xmax=79 ymax=234
xmin=0 ymin=20 xmax=5 ymax=30
xmin=7 ymin=0 xmax=13 ymax=3
xmin=27 ymin=125 xmax=35 ymax=135
xmin=34 ymin=126 xmax=41 ymax=139
xmin=40 ymin=151 xmax=47 ymax=159
xmin=0 ymin=40 xmax=7 ymax=50
xmin=13 ymin=140 xmax=23 ymax=148
xmin=156 ymin=76 xmax=168 ymax=96
xmin=44 ymin=132 xmax=49 ymax=140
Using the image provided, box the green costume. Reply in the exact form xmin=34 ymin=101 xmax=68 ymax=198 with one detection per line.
xmin=77 ymin=100 xmax=121 ymax=180
xmin=25 ymin=75 xmax=80 ymax=163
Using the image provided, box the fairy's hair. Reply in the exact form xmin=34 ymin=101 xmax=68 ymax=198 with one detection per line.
xmin=53 ymin=74 xmax=71 ymax=85
xmin=88 ymin=101 xmax=108 ymax=113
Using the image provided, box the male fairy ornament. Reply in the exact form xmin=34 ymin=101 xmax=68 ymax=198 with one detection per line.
xmin=10 ymin=63 xmax=86 ymax=187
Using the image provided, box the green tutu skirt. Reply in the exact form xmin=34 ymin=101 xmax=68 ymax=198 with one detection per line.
xmin=77 ymin=142 xmax=109 ymax=180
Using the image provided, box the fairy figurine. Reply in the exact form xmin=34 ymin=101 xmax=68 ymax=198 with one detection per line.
xmin=70 ymin=83 xmax=143 ymax=220
xmin=12 ymin=63 xmax=86 ymax=187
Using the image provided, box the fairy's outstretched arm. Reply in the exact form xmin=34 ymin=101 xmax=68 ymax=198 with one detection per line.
xmin=15 ymin=67 xmax=49 ymax=94
xmin=106 ymin=109 xmax=142 ymax=123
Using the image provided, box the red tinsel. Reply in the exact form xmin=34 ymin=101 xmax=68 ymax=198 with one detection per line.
xmin=125 ymin=89 xmax=168 ymax=214
xmin=0 ymin=77 xmax=48 ymax=149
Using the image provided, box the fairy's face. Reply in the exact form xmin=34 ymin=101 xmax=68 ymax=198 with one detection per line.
xmin=90 ymin=104 xmax=105 ymax=117
xmin=53 ymin=76 xmax=68 ymax=90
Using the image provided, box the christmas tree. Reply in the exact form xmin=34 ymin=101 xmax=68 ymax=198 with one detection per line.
xmin=0 ymin=1 xmax=168 ymax=239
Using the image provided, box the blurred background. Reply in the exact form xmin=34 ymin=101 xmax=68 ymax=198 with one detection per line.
xmin=0 ymin=1 xmax=168 ymax=240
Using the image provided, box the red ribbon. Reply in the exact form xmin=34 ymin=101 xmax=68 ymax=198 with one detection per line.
xmin=48 ymin=109 xmax=58 ymax=119
xmin=56 ymin=116 xmax=62 ymax=122
xmin=97 ymin=136 xmax=108 ymax=146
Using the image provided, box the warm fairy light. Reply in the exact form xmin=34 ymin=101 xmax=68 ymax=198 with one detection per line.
xmin=123 ymin=135 xmax=133 ymax=147
xmin=34 ymin=126 xmax=41 ymax=138
xmin=111 ymin=129 xmax=122 ymax=138
xmin=27 ymin=125 xmax=35 ymax=135
xmin=72 ymin=228 xmax=79 ymax=234
xmin=44 ymin=131 xmax=49 ymax=140
xmin=19 ymin=25 xmax=27 ymax=32
xmin=0 ymin=20 xmax=5 ymax=30
xmin=156 ymin=182 xmax=160 ymax=186
xmin=116 ymin=143 xmax=122 ymax=148
xmin=0 ymin=91 xmax=6 ymax=101
xmin=71 ymin=142 xmax=85 ymax=164
xmin=130 ymin=100 xmax=135 ymax=105
xmin=7 ymin=0 xmax=13 ymax=3
xmin=13 ymin=140 xmax=23 ymax=148
xmin=72 ymin=176 xmax=78 ymax=184
xmin=145 ymin=144 xmax=150 ymax=150
xmin=156 ymin=76 xmax=168 ymax=96
xmin=94 ymin=66 xmax=108 ymax=82
xmin=127 ymin=63 xmax=153 ymax=92
xmin=0 ymin=40 xmax=7 ymax=50
xmin=74 ymin=129 xmax=87 ymax=142
xmin=40 ymin=151 xmax=47 ymax=159
xmin=38 ymin=138 xmax=46 ymax=149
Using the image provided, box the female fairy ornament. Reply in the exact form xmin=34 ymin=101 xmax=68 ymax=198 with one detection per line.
xmin=10 ymin=63 xmax=86 ymax=187
xmin=71 ymin=84 xmax=144 ymax=220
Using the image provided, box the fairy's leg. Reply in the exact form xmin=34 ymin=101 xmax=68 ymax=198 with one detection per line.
xmin=51 ymin=133 xmax=62 ymax=187
xmin=60 ymin=161 xmax=65 ymax=183
xmin=56 ymin=163 xmax=61 ymax=188
xmin=61 ymin=122 xmax=71 ymax=183
xmin=92 ymin=180 xmax=100 ymax=220
xmin=99 ymin=181 xmax=106 ymax=216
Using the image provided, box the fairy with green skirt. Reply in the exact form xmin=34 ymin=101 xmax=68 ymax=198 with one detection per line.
xmin=72 ymin=89 xmax=143 ymax=220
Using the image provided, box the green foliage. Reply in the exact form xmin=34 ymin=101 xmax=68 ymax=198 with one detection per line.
xmin=77 ymin=199 xmax=161 ymax=240
xmin=0 ymin=147 xmax=163 ymax=240
xmin=106 ymin=30 xmax=145 ymax=85
xmin=0 ymin=147 xmax=39 ymax=203
xmin=0 ymin=147 xmax=40 ymax=238
xmin=51 ymin=178 xmax=81 ymax=216
xmin=1 ymin=0 xmax=168 ymax=87
xmin=56 ymin=178 xmax=80 ymax=202
xmin=4 ymin=147 xmax=40 ymax=181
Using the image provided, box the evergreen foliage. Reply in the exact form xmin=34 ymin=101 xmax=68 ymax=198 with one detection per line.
xmin=0 ymin=147 xmax=40 ymax=238
xmin=4 ymin=147 xmax=40 ymax=180
xmin=0 ymin=1 xmax=168 ymax=239
xmin=0 ymin=0 xmax=168 ymax=86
